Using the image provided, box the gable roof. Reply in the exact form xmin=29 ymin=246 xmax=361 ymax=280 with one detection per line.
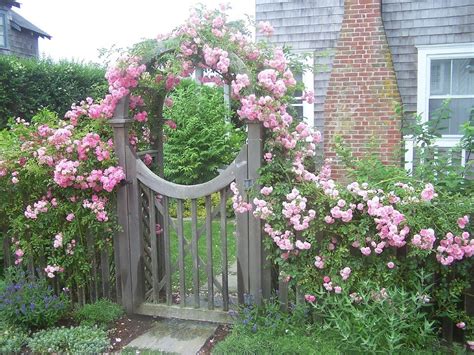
xmin=10 ymin=10 xmax=51 ymax=39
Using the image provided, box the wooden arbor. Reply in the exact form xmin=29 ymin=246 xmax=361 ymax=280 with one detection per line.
xmin=109 ymin=96 xmax=271 ymax=322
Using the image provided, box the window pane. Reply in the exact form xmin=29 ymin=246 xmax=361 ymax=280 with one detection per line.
xmin=292 ymin=105 xmax=303 ymax=119
xmin=452 ymin=58 xmax=474 ymax=95
xmin=293 ymin=72 xmax=303 ymax=97
xmin=430 ymin=59 xmax=451 ymax=95
xmin=0 ymin=15 xmax=5 ymax=47
xmin=429 ymin=98 xmax=474 ymax=134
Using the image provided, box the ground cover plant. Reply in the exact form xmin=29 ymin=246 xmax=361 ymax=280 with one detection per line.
xmin=28 ymin=325 xmax=109 ymax=353
xmin=0 ymin=322 xmax=29 ymax=353
xmin=73 ymin=298 xmax=124 ymax=328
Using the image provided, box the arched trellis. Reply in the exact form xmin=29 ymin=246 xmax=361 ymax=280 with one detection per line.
xmin=109 ymin=95 xmax=271 ymax=322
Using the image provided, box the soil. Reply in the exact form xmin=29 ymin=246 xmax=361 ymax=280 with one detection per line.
xmin=108 ymin=314 xmax=156 ymax=352
xmin=198 ymin=324 xmax=232 ymax=355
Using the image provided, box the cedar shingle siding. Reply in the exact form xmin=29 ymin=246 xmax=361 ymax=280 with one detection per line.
xmin=256 ymin=0 xmax=344 ymax=135
xmin=0 ymin=1 xmax=50 ymax=58
xmin=256 ymin=0 xmax=474 ymax=125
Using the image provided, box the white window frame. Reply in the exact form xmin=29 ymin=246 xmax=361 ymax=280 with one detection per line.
xmin=291 ymin=52 xmax=315 ymax=126
xmin=405 ymin=43 xmax=474 ymax=172
xmin=0 ymin=12 xmax=7 ymax=49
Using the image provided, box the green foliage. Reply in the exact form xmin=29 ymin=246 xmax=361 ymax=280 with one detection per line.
xmin=27 ymin=325 xmax=110 ymax=353
xmin=312 ymin=274 xmax=438 ymax=353
xmin=216 ymin=300 xmax=328 ymax=354
xmin=0 ymin=322 xmax=28 ymax=353
xmin=401 ymin=100 xmax=474 ymax=193
xmin=0 ymin=56 xmax=107 ymax=127
xmin=213 ymin=330 xmax=335 ymax=355
xmin=0 ymin=110 xmax=118 ymax=288
xmin=163 ymin=79 xmax=245 ymax=185
xmin=0 ymin=267 xmax=68 ymax=330
xmin=74 ymin=299 xmax=124 ymax=328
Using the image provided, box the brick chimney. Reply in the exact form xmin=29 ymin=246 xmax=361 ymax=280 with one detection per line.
xmin=323 ymin=0 xmax=402 ymax=180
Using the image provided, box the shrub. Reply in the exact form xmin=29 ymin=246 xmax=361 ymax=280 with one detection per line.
xmin=0 ymin=268 xmax=68 ymax=330
xmin=74 ymin=299 xmax=124 ymax=328
xmin=0 ymin=56 xmax=107 ymax=128
xmin=163 ymin=79 xmax=245 ymax=185
xmin=311 ymin=274 xmax=438 ymax=352
xmin=0 ymin=322 xmax=28 ymax=353
xmin=0 ymin=110 xmax=121 ymax=288
xmin=28 ymin=325 xmax=110 ymax=353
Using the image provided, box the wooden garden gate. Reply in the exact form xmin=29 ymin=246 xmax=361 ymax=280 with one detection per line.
xmin=109 ymin=97 xmax=271 ymax=322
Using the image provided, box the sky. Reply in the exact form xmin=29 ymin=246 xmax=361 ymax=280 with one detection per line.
xmin=15 ymin=0 xmax=255 ymax=64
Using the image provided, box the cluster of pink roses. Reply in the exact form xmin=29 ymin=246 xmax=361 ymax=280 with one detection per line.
xmin=436 ymin=230 xmax=474 ymax=266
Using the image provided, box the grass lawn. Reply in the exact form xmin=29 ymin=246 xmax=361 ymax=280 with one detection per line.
xmin=168 ymin=218 xmax=236 ymax=293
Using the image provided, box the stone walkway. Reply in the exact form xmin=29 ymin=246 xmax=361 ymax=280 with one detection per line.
xmin=125 ymin=318 xmax=217 ymax=354
xmin=123 ymin=262 xmax=238 ymax=354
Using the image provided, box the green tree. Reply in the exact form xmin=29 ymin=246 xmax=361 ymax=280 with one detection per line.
xmin=163 ymin=80 xmax=245 ymax=184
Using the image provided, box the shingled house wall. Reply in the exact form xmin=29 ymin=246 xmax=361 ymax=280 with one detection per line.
xmin=256 ymin=0 xmax=474 ymax=178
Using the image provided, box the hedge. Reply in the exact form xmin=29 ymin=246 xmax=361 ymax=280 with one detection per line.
xmin=0 ymin=55 xmax=107 ymax=127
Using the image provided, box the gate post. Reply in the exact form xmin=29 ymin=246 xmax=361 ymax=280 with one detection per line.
xmin=109 ymin=96 xmax=144 ymax=313
xmin=246 ymin=121 xmax=272 ymax=304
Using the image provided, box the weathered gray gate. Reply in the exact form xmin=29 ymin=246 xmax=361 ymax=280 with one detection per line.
xmin=109 ymin=97 xmax=271 ymax=322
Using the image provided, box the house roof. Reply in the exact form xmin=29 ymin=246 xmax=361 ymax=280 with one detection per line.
xmin=11 ymin=10 xmax=51 ymax=39
xmin=0 ymin=0 xmax=20 ymax=8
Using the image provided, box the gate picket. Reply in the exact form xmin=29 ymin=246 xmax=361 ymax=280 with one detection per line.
xmin=191 ymin=199 xmax=200 ymax=308
xmin=176 ymin=199 xmax=186 ymax=307
xmin=148 ymin=188 xmax=160 ymax=303
xmin=162 ymin=196 xmax=172 ymax=306
xmin=220 ymin=188 xmax=229 ymax=311
xmin=205 ymin=195 xmax=214 ymax=309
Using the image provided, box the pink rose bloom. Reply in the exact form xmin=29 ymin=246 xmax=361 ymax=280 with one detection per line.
xmin=420 ymin=183 xmax=437 ymax=201
xmin=134 ymin=111 xmax=148 ymax=122
xmin=456 ymin=322 xmax=466 ymax=329
xmin=165 ymin=120 xmax=177 ymax=130
xmin=467 ymin=341 xmax=474 ymax=350
xmin=360 ymin=247 xmax=371 ymax=256
xmin=304 ymin=294 xmax=316 ymax=302
xmin=387 ymin=261 xmax=395 ymax=269
xmin=164 ymin=97 xmax=173 ymax=107
xmin=143 ymin=154 xmax=153 ymax=166
xmin=66 ymin=213 xmax=75 ymax=221
xmin=457 ymin=215 xmax=469 ymax=229
xmin=257 ymin=21 xmax=274 ymax=37
xmin=260 ymin=186 xmax=273 ymax=196
xmin=324 ymin=216 xmax=335 ymax=224
xmin=334 ymin=286 xmax=342 ymax=294
xmin=323 ymin=276 xmax=331 ymax=283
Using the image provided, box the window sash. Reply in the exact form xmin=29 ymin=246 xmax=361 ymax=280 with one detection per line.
xmin=0 ymin=13 xmax=6 ymax=48
xmin=290 ymin=54 xmax=314 ymax=126
xmin=416 ymin=44 xmax=474 ymax=139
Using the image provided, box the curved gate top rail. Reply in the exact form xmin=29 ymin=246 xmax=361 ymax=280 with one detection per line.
xmin=109 ymin=96 xmax=272 ymax=322
xmin=136 ymin=145 xmax=248 ymax=200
